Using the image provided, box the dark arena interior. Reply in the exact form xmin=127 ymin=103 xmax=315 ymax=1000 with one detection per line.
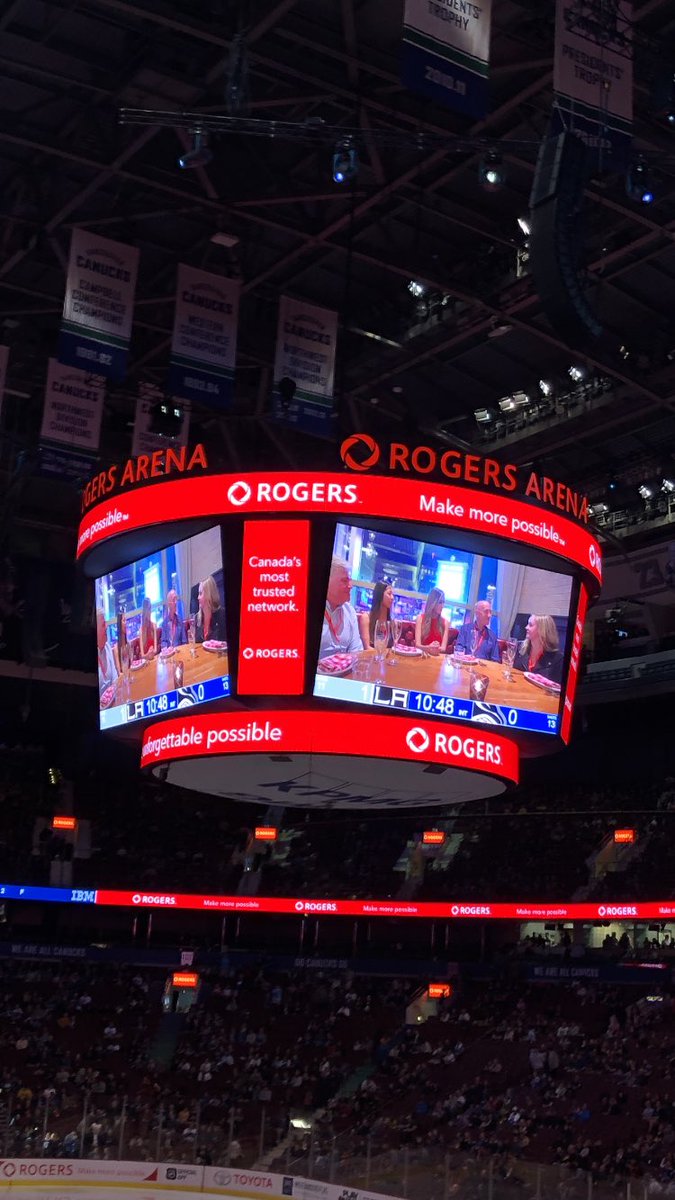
xmin=2 ymin=3 xmax=675 ymax=1200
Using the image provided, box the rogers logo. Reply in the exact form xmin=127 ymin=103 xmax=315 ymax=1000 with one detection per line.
xmin=131 ymin=894 xmax=177 ymax=906
xmin=340 ymin=433 xmax=380 ymax=472
xmin=228 ymin=480 xmax=252 ymax=506
xmin=132 ymin=894 xmax=141 ymax=904
xmin=406 ymin=727 xmax=430 ymax=754
xmin=243 ymin=647 xmax=254 ymax=659
xmin=294 ymin=900 xmax=338 ymax=913
xmin=451 ymin=904 xmax=491 ymax=916
xmin=598 ymin=905 xmax=637 ymax=917
xmin=0 ymin=1162 xmax=16 ymax=1177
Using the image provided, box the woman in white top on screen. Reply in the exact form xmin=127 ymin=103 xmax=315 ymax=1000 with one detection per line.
xmin=96 ymin=610 xmax=118 ymax=696
xmin=320 ymin=556 xmax=363 ymax=658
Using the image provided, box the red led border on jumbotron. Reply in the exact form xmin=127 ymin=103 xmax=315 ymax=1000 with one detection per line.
xmin=76 ymin=471 xmax=602 ymax=588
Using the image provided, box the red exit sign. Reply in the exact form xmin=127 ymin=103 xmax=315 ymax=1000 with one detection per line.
xmin=255 ymin=826 xmax=278 ymax=842
xmin=238 ymin=520 xmax=310 ymax=695
xmin=614 ymin=828 xmax=636 ymax=844
xmin=423 ymin=830 xmax=446 ymax=845
xmin=52 ymin=815 xmax=77 ymax=831
xmin=172 ymin=972 xmax=199 ymax=989
xmin=428 ymin=983 xmax=452 ymax=999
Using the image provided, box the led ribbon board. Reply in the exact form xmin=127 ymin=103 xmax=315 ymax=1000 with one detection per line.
xmin=77 ymin=471 xmax=602 ymax=587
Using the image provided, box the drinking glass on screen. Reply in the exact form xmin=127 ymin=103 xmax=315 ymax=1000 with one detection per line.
xmin=187 ymin=617 xmax=196 ymax=659
xmin=505 ymin=637 xmax=517 ymax=678
xmin=389 ymin=617 xmax=402 ymax=663
xmin=374 ymin=620 xmax=388 ymax=678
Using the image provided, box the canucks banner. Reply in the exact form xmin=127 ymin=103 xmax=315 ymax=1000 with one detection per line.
xmin=58 ymin=229 xmax=139 ymax=380
xmin=167 ymin=264 xmax=240 ymax=407
xmin=40 ymin=358 xmax=104 ymax=481
xmin=272 ymin=296 xmax=338 ymax=437
xmin=402 ymin=0 xmax=492 ymax=118
xmin=553 ymin=0 xmax=632 ymax=168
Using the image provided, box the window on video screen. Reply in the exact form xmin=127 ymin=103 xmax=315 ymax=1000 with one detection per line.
xmin=313 ymin=523 xmax=574 ymax=735
xmin=95 ymin=526 xmax=229 ymax=730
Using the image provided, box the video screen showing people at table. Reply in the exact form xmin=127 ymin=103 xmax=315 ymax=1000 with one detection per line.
xmin=314 ymin=522 xmax=574 ymax=724
xmin=95 ymin=525 xmax=229 ymax=729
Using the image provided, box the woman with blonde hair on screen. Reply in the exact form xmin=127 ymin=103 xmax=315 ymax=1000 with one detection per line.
xmin=415 ymin=587 xmax=449 ymax=657
xmin=514 ymin=614 xmax=563 ymax=684
xmin=195 ymin=575 xmax=226 ymax=642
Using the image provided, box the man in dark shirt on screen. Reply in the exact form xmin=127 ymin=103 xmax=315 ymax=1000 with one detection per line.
xmin=455 ymin=599 xmax=501 ymax=662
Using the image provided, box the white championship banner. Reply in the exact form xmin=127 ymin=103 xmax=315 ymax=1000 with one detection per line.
xmin=58 ymin=228 xmax=139 ymax=379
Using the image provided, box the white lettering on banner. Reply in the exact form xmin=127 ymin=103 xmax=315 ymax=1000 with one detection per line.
xmin=131 ymin=894 xmax=177 ymax=906
xmin=40 ymin=358 xmax=104 ymax=453
xmin=404 ymin=726 xmax=501 ymax=767
xmin=274 ymin=297 xmax=338 ymax=406
xmin=598 ymin=905 xmax=638 ymax=918
xmin=451 ymin=904 xmax=492 ymax=916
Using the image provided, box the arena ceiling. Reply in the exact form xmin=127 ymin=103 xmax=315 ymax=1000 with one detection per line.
xmin=1 ymin=0 xmax=675 ymax=535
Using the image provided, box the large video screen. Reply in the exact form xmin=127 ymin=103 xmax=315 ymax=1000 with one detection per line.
xmin=95 ymin=526 xmax=229 ymax=730
xmin=313 ymin=522 xmax=575 ymax=735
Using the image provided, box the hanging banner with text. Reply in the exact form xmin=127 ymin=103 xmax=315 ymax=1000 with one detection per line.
xmin=132 ymin=383 xmax=191 ymax=459
xmin=39 ymin=357 xmax=105 ymax=481
xmin=58 ymin=229 xmax=139 ymax=380
xmin=167 ymin=264 xmax=240 ymax=408
xmin=238 ymin=520 xmax=311 ymax=694
xmin=553 ymin=0 xmax=633 ymax=169
xmin=0 ymin=344 xmax=8 ymax=424
xmin=272 ymin=296 xmax=338 ymax=437
xmin=401 ymin=0 xmax=492 ymax=118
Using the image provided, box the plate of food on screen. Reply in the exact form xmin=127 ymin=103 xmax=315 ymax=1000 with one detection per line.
xmin=524 ymin=672 xmax=561 ymax=694
xmin=100 ymin=685 xmax=116 ymax=709
xmin=317 ymin=653 xmax=354 ymax=676
xmin=130 ymin=658 xmax=147 ymax=671
xmin=202 ymin=639 xmax=228 ymax=653
xmin=160 ymin=645 xmax=177 ymax=658
xmin=394 ymin=643 xmax=422 ymax=657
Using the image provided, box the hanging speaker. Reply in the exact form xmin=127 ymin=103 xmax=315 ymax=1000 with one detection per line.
xmin=528 ymin=132 xmax=603 ymax=347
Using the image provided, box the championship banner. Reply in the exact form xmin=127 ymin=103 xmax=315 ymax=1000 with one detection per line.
xmin=58 ymin=228 xmax=139 ymax=380
xmin=39 ymin=357 xmax=104 ymax=481
xmin=401 ymin=0 xmax=492 ymax=118
xmin=167 ymin=264 xmax=240 ymax=408
xmin=272 ymin=296 xmax=338 ymax=437
xmin=0 ymin=344 xmax=8 ymax=423
xmin=553 ymin=0 xmax=632 ymax=168
xmin=132 ymin=383 xmax=191 ymax=458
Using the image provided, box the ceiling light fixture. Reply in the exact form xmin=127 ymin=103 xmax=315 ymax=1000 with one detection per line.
xmin=625 ymin=158 xmax=655 ymax=205
xmin=517 ymin=216 xmax=531 ymax=237
xmin=178 ymin=129 xmax=212 ymax=170
xmin=407 ymin=280 xmax=426 ymax=299
xmin=538 ymin=379 xmax=553 ymax=396
xmin=638 ymin=483 xmax=653 ymax=500
xmin=332 ymin=138 xmax=358 ymax=184
xmin=568 ymin=364 xmax=586 ymax=382
xmin=478 ymin=151 xmax=505 ymax=192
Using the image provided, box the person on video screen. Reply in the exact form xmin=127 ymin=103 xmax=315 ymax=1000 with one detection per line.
xmin=455 ymin=599 xmax=501 ymax=662
xmin=96 ymin=610 xmax=118 ymax=696
xmin=139 ymin=597 xmax=158 ymax=658
xmin=415 ymin=588 xmax=449 ymax=656
xmin=359 ymin=581 xmax=395 ymax=649
xmin=195 ymin=575 xmax=226 ymax=643
xmin=161 ymin=589 xmax=186 ymax=649
xmin=514 ymin=614 xmax=563 ymax=683
xmin=320 ymin=556 xmax=362 ymax=658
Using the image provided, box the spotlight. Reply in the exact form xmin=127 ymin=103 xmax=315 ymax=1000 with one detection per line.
xmin=178 ymin=129 xmax=212 ymax=170
xmin=662 ymin=478 xmax=675 ymax=493
xmin=638 ymin=483 xmax=653 ymax=501
xmin=589 ymin=502 xmax=609 ymax=516
xmin=149 ymin=402 xmax=184 ymax=437
xmin=332 ymin=138 xmax=358 ymax=184
xmin=568 ymin=364 xmax=586 ymax=382
xmin=474 ymin=408 xmax=494 ymax=424
xmin=478 ymin=151 xmax=505 ymax=192
xmin=408 ymin=280 xmax=427 ymax=299
xmin=517 ymin=216 xmax=531 ymax=237
xmin=276 ymin=376 xmax=297 ymax=412
xmin=538 ymin=379 xmax=553 ymax=397
xmin=625 ymin=159 xmax=654 ymax=204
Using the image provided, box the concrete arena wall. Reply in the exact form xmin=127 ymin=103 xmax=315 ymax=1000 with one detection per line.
xmin=0 ymin=1161 xmax=398 ymax=1200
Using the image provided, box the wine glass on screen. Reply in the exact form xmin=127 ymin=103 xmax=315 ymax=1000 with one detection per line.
xmin=120 ymin=640 xmax=131 ymax=703
xmin=470 ymin=627 xmax=481 ymax=661
xmin=374 ymin=620 xmax=388 ymax=679
xmin=187 ymin=616 xmax=196 ymax=659
xmin=389 ymin=613 xmax=402 ymax=663
xmin=505 ymin=637 xmax=517 ymax=681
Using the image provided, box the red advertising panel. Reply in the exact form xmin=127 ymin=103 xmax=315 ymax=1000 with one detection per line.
xmin=255 ymin=826 xmax=278 ymax=842
xmin=172 ymin=972 xmax=199 ymax=988
xmin=238 ymin=520 xmax=310 ymax=694
xmin=560 ymin=583 xmax=589 ymax=743
xmin=77 ymin=471 xmax=602 ymax=587
xmin=428 ymin=982 xmax=452 ymax=998
xmin=52 ymin=815 xmax=77 ymax=831
xmin=614 ymin=828 xmax=636 ymax=844
xmin=140 ymin=708 xmax=520 ymax=784
xmin=423 ymin=831 xmax=446 ymax=845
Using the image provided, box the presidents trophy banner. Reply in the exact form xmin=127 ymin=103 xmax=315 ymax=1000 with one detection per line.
xmin=132 ymin=382 xmax=191 ymax=458
xmin=553 ymin=0 xmax=633 ymax=168
xmin=272 ymin=296 xmax=338 ymax=437
xmin=39 ymin=358 xmax=105 ymax=480
xmin=58 ymin=229 xmax=139 ymax=380
xmin=402 ymin=0 xmax=492 ymax=118
xmin=167 ymin=265 xmax=240 ymax=408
